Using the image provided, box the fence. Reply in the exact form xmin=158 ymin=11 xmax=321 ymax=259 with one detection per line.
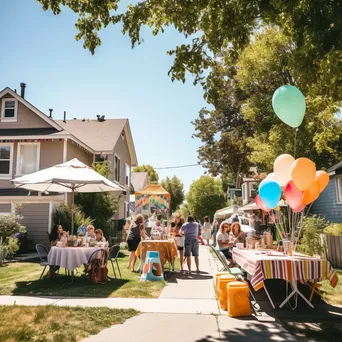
xmin=326 ymin=235 xmax=342 ymax=268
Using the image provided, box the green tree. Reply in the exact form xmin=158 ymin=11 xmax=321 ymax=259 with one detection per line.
xmin=132 ymin=164 xmax=159 ymax=183
xmin=194 ymin=27 xmax=342 ymax=174
xmin=187 ymin=176 xmax=226 ymax=220
xmin=75 ymin=161 xmax=120 ymax=237
xmin=37 ymin=1 xmax=342 ymax=92
xmin=160 ymin=176 xmax=185 ymax=213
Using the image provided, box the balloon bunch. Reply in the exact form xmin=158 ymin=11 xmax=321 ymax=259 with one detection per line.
xmin=256 ymin=154 xmax=329 ymax=248
xmin=258 ymin=154 xmax=329 ymax=212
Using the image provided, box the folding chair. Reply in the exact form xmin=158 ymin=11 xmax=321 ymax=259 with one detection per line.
xmin=108 ymin=245 xmax=122 ymax=278
xmin=35 ymin=244 xmax=51 ymax=280
xmin=83 ymin=249 xmax=109 ymax=279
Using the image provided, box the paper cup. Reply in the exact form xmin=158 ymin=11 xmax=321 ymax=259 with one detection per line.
xmin=236 ymin=243 xmax=244 ymax=249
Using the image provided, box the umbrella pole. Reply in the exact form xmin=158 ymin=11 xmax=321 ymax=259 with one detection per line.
xmin=71 ymin=188 xmax=75 ymax=235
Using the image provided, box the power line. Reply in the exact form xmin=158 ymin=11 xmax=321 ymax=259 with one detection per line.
xmin=154 ymin=163 xmax=202 ymax=170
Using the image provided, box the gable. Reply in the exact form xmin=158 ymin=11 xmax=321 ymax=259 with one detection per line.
xmin=0 ymin=87 xmax=62 ymax=131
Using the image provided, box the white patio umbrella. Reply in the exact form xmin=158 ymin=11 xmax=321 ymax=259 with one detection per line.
xmin=12 ymin=158 xmax=125 ymax=233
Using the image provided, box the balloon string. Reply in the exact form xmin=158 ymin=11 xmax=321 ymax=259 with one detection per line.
xmin=293 ymin=128 xmax=298 ymax=158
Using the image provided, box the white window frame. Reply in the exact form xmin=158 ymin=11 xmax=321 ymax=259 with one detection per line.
xmin=1 ymin=98 xmax=18 ymax=122
xmin=125 ymin=163 xmax=130 ymax=187
xmin=335 ymin=176 xmax=342 ymax=204
xmin=0 ymin=143 xmax=14 ymax=179
xmin=16 ymin=142 xmax=40 ymax=176
xmin=114 ymin=154 xmax=121 ymax=183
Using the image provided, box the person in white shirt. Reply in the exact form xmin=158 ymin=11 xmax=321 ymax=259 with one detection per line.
xmin=216 ymin=221 xmax=233 ymax=260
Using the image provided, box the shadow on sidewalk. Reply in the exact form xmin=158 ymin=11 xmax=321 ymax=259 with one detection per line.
xmin=167 ymin=271 xmax=213 ymax=284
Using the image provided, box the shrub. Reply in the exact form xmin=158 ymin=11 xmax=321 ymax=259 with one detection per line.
xmin=298 ymin=215 xmax=328 ymax=257
xmin=51 ymin=203 xmax=94 ymax=235
xmin=0 ymin=214 xmax=26 ymax=242
xmin=324 ymin=223 xmax=342 ymax=236
xmin=0 ymin=215 xmax=25 ymax=264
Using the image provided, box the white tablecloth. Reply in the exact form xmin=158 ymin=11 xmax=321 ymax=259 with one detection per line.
xmin=48 ymin=247 xmax=102 ymax=271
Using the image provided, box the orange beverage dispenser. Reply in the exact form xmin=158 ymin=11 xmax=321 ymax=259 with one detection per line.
xmin=217 ymin=274 xmax=236 ymax=310
xmin=227 ymin=281 xmax=252 ymax=317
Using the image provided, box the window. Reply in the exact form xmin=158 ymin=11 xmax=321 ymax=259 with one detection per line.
xmin=94 ymin=154 xmax=108 ymax=163
xmin=1 ymin=98 xmax=18 ymax=121
xmin=125 ymin=163 xmax=130 ymax=187
xmin=114 ymin=155 xmax=121 ymax=183
xmin=0 ymin=144 xmax=13 ymax=178
xmin=17 ymin=143 xmax=40 ymax=176
xmin=336 ymin=176 xmax=342 ymax=204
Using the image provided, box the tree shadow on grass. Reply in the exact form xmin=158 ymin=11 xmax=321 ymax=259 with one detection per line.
xmin=12 ymin=274 xmax=129 ymax=298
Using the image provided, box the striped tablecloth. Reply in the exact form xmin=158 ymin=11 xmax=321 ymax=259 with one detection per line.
xmin=232 ymin=248 xmax=338 ymax=291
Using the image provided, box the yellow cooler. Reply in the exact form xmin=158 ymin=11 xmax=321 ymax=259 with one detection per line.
xmin=215 ymin=272 xmax=231 ymax=290
xmin=217 ymin=274 xmax=236 ymax=310
xmin=227 ymin=281 xmax=252 ymax=317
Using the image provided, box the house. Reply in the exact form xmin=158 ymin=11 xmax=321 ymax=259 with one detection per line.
xmin=0 ymin=83 xmax=137 ymax=247
xmin=312 ymin=162 xmax=342 ymax=222
xmin=236 ymin=167 xmax=259 ymax=205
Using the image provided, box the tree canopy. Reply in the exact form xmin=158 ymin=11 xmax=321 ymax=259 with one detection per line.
xmin=132 ymin=164 xmax=159 ymax=183
xmin=160 ymin=176 xmax=185 ymax=213
xmin=37 ymin=1 xmax=342 ymax=88
xmin=186 ymin=176 xmax=226 ymax=220
xmin=194 ymin=27 xmax=342 ymax=177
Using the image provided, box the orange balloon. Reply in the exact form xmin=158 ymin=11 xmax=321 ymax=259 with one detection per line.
xmin=273 ymin=154 xmax=295 ymax=186
xmin=291 ymin=157 xmax=316 ymax=191
xmin=315 ymin=170 xmax=329 ymax=192
xmin=302 ymin=179 xmax=320 ymax=205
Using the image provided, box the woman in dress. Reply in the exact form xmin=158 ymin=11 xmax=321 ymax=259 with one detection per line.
xmin=231 ymin=222 xmax=245 ymax=245
xmin=127 ymin=214 xmax=144 ymax=272
xmin=202 ymin=216 xmax=212 ymax=245
xmin=171 ymin=215 xmax=185 ymax=272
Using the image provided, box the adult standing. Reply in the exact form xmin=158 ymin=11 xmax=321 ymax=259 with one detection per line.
xmin=181 ymin=216 xmax=200 ymax=274
xmin=127 ymin=214 xmax=144 ymax=272
xmin=202 ymin=216 xmax=212 ymax=245
xmin=211 ymin=219 xmax=219 ymax=247
xmin=171 ymin=214 xmax=185 ymax=272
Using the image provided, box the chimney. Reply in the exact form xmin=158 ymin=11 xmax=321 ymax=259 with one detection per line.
xmin=20 ymin=82 xmax=26 ymax=99
xmin=63 ymin=111 xmax=67 ymax=123
xmin=49 ymin=109 xmax=53 ymax=118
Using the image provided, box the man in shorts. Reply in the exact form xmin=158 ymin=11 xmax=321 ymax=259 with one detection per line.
xmin=181 ymin=216 xmax=200 ymax=274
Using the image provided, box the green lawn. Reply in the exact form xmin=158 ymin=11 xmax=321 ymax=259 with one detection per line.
xmin=0 ymin=250 xmax=166 ymax=298
xmin=321 ymin=269 xmax=342 ymax=305
xmin=0 ymin=305 xmax=138 ymax=342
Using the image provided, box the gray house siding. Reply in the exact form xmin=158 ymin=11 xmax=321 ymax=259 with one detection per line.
xmin=0 ymin=203 xmax=11 ymax=213
xmin=112 ymin=132 xmax=131 ymax=219
xmin=312 ymin=174 xmax=342 ymax=222
xmin=20 ymin=203 xmax=50 ymax=247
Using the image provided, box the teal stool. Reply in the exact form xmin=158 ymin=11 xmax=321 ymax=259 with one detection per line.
xmin=140 ymin=251 xmax=164 ymax=281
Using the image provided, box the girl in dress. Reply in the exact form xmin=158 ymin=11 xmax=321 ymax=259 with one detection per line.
xmin=202 ymin=216 xmax=212 ymax=245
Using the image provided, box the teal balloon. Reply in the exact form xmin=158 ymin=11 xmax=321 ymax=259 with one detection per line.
xmin=259 ymin=179 xmax=281 ymax=209
xmin=272 ymin=85 xmax=306 ymax=128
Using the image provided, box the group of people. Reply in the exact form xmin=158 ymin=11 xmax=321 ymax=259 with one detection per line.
xmin=50 ymin=224 xmax=106 ymax=246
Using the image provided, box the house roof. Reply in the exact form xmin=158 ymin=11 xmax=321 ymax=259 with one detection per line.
xmin=56 ymin=119 xmax=138 ymax=166
xmin=0 ymin=87 xmax=63 ymax=131
xmin=131 ymin=172 xmax=149 ymax=192
xmin=56 ymin=119 xmax=126 ymax=152
xmin=328 ymin=161 xmax=342 ymax=173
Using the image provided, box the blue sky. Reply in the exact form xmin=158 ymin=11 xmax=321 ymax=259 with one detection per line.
xmin=0 ymin=0 xmax=207 ymax=192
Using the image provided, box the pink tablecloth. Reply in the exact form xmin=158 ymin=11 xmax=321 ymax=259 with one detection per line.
xmin=232 ymin=248 xmax=338 ymax=291
xmin=48 ymin=247 xmax=102 ymax=271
